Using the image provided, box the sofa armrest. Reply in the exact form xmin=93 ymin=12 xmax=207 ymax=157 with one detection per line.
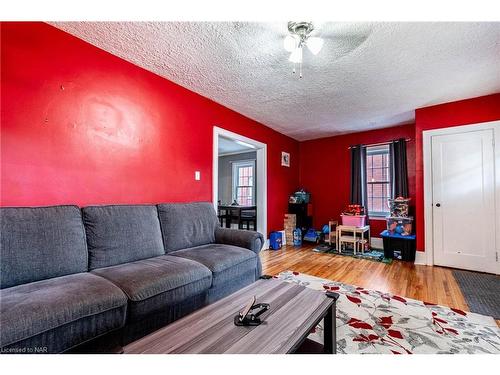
xmin=214 ymin=227 xmax=264 ymax=255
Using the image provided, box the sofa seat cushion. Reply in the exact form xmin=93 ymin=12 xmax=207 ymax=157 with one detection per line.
xmin=0 ymin=273 xmax=127 ymax=348
xmin=170 ymin=244 xmax=258 ymax=288
xmin=91 ymin=255 xmax=212 ymax=321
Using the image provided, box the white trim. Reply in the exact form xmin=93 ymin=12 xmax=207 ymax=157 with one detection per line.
xmin=414 ymin=251 xmax=428 ymax=266
xmin=423 ymin=120 xmax=500 ymax=273
xmin=279 ymin=230 xmax=286 ymax=246
xmin=219 ymin=150 xmax=257 ymax=157
xmin=423 ymin=128 xmax=434 ymax=266
xmin=229 ymin=159 xmax=257 ymax=163
xmin=232 ymin=159 xmax=256 ymax=205
xmin=262 ymin=239 xmax=269 ymax=250
xmin=213 ymin=126 xmax=267 ymax=237
xmin=371 ymin=237 xmax=428 ymax=265
xmin=366 ymin=144 xmax=391 ymax=217
xmin=370 ymin=237 xmax=383 ymax=250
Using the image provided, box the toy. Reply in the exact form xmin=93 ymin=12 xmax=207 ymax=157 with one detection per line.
xmin=386 ymin=216 xmax=413 ymax=236
xmin=341 ymin=204 xmax=367 ymax=227
xmin=387 ymin=197 xmax=411 ymax=217
xmin=289 ymin=189 xmax=311 ymax=204
xmin=342 ymin=204 xmax=365 ymax=216
xmin=269 ymin=231 xmax=282 ymax=250
xmin=341 ymin=214 xmax=366 ymax=227
xmin=303 ymin=228 xmax=321 ymax=243
xmin=293 ymin=228 xmax=302 ymax=246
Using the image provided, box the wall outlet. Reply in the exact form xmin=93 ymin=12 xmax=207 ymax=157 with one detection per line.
xmin=195 ymin=171 xmax=201 ymax=181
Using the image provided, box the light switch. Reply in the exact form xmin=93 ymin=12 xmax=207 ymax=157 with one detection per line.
xmin=195 ymin=171 xmax=201 ymax=181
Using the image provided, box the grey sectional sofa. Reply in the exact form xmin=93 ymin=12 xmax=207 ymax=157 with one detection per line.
xmin=0 ymin=202 xmax=264 ymax=353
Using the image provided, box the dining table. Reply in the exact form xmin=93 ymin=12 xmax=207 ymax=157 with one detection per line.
xmin=217 ymin=205 xmax=257 ymax=229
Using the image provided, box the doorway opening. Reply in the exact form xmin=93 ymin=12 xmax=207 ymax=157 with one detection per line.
xmin=213 ymin=127 xmax=267 ymax=237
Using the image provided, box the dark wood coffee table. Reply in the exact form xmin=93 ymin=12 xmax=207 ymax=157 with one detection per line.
xmin=124 ymin=278 xmax=338 ymax=354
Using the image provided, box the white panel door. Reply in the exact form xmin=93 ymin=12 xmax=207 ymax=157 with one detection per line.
xmin=432 ymin=129 xmax=497 ymax=273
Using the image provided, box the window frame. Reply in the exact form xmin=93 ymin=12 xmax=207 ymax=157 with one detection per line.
xmin=366 ymin=145 xmax=391 ymax=217
xmin=231 ymin=160 xmax=256 ymax=206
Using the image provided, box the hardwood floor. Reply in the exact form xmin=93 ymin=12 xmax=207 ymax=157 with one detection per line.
xmin=262 ymin=244 xmax=471 ymax=314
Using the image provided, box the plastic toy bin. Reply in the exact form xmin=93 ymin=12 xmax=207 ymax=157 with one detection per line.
xmin=341 ymin=214 xmax=366 ymax=227
xmin=269 ymin=231 xmax=282 ymax=250
xmin=380 ymin=230 xmax=416 ymax=262
xmin=387 ymin=198 xmax=411 ymax=217
xmin=386 ymin=216 xmax=413 ymax=236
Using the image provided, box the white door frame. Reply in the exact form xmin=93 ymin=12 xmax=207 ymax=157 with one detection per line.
xmin=213 ymin=126 xmax=267 ymax=238
xmin=423 ymin=120 xmax=500 ymax=271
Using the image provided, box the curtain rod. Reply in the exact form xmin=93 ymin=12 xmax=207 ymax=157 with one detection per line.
xmin=348 ymin=138 xmax=411 ymax=150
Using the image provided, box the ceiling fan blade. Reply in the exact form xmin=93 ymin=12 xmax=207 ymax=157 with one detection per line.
xmin=289 ymin=47 xmax=303 ymax=63
xmin=306 ymin=37 xmax=324 ymax=55
xmin=284 ymin=34 xmax=298 ymax=52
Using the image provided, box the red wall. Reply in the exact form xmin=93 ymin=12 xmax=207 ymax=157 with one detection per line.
xmin=299 ymin=124 xmax=416 ymax=238
xmin=414 ymin=93 xmax=500 ymax=251
xmin=3 ymin=23 xmax=499 ymax=247
xmin=0 ymin=22 xmax=299 ymax=234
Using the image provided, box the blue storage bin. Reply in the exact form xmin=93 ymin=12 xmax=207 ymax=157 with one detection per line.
xmin=269 ymin=231 xmax=282 ymax=250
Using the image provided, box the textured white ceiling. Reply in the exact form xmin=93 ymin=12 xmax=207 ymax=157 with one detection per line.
xmin=50 ymin=22 xmax=500 ymax=140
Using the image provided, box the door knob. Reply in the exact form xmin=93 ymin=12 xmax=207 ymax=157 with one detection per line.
xmin=435 ymin=203 xmax=441 ymax=207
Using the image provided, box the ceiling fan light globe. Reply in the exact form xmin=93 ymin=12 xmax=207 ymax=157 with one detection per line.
xmin=307 ymin=37 xmax=324 ymax=55
xmin=284 ymin=35 xmax=298 ymax=52
xmin=289 ymin=47 xmax=303 ymax=63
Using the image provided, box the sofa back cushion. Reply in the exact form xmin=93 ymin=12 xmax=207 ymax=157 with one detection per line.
xmin=157 ymin=202 xmax=219 ymax=253
xmin=0 ymin=205 xmax=88 ymax=289
xmin=82 ymin=205 xmax=165 ymax=270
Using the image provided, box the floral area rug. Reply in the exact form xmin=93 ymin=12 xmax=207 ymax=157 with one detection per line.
xmin=276 ymin=271 xmax=500 ymax=354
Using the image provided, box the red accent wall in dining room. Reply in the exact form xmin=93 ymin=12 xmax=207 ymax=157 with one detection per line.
xmin=0 ymin=22 xmax=300 ymax=235
xmin=299 ymin=123 xmax=416 ymax=239
xmin=414 ymin=93 xmax=500 ymax=251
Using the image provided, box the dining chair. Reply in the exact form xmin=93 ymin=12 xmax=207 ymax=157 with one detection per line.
xmin=240 ymin=209 xmax=257 ymax=231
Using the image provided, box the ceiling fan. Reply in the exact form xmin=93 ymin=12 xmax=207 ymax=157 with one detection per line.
xmin=283 ymin=21 xmax=372 ymax=78
xmin=284 ymin=21 xmax=323 ymax=78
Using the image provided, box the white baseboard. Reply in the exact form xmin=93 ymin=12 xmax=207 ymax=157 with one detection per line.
xmin=264 ymin=232 xmax=429 ymax=266
xmin=279 ymin=230 xmax=286 ymax=245
xmin=266 ymin=233 xmax=385 ymax=250
xmin=414 ymin=251 xmax=428 ymax=265
xmin=372 ymin=237 xmax=428 ymax=265
xmin=263 ymin=230 xmax=430 ymax=265
xmin=371 ymin=237 xmax=383 ymax=250
xmin=262 ymin=239 xmax=269 ymax=250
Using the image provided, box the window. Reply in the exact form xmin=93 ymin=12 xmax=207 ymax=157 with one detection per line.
xmin=366 ymin=145 xmax=391 ymax=216
xmin=232 ymin=160 xmax=255 ymax=205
